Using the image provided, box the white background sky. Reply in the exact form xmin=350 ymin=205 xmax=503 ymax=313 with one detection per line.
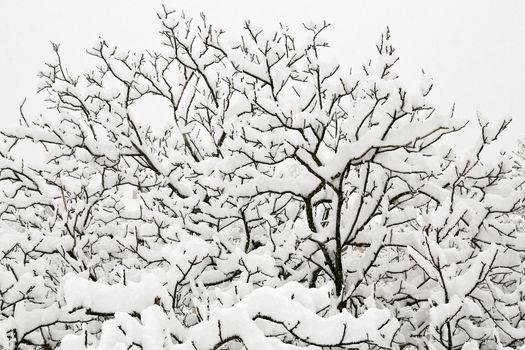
xmin=1 ymin=0 xmax=524 ymax=152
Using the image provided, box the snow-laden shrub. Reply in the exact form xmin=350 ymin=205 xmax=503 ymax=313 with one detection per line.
xmin=1 ymin=8 xmax=524 ymax=349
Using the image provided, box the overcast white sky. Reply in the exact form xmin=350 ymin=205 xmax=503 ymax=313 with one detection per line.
xmin=1 ymin=0 xmax=524 ymax=151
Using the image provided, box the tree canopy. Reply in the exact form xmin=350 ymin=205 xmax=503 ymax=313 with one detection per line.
xmin=1 ymin=8 xmax=524 ymax=350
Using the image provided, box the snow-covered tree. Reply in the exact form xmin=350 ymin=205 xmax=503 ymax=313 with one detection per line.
xmin=1 ymin=8 xmax=524 ymax=349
